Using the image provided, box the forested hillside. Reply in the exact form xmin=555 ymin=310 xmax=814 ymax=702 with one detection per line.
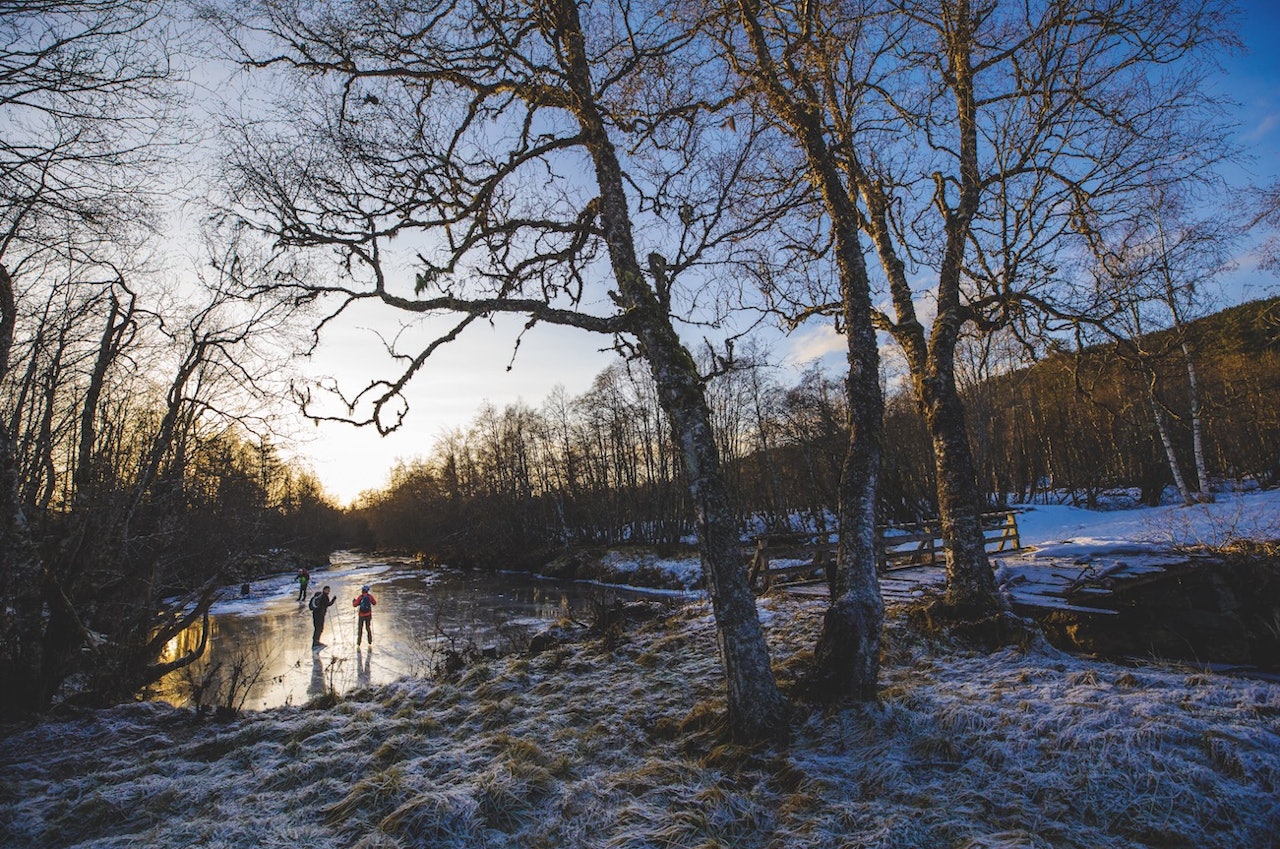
xmin=965 ymin=296 xmax=1280 ymax=507
xmin=355 ymin=298 xmax=1280 ymax=563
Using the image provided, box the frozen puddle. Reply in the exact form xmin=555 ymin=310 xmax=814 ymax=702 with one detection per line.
xmin=152 ymin=552 xmax=664 ymax=710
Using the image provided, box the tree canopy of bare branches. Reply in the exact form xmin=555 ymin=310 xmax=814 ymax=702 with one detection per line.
xmin=715 ymin=0 xmax=1238 ymax=620
xmin=205 ymin=0 xmax=799 ymax=739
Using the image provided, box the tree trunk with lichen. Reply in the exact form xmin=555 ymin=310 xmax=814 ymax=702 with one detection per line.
xmin=553 ymin=0 xmax=788 ymax=740
xmin=920 ymin=372 xmax=1001 ymax=614
xmin=732 ymin=0 xmax=885 ymax=703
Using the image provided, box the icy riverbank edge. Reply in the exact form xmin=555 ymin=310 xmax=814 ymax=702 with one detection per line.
xmin=4 ymin=595 xmax=1278 ymax=849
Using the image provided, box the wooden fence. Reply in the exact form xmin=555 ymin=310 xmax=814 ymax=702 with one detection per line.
xmin=877 ymin=510 xmax=1021 ymax=571
xmin=747 ymin=510 xmax=1022 ymax=590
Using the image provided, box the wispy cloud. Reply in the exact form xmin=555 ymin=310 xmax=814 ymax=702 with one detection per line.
xmin=783 ymin=323 xmax=845 ymax=365
xmin=1244 ymin=112 xmax=1279 ymax=142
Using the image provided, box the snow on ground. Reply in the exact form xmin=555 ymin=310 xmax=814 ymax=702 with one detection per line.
xmin=3 ymin=490 xmax=1279 ymax=848
xmin=596 ymin=550 xmax=704 ymax=591
xmin=2 ymin=597 xmax=1277 ymax=849
xmin=1015 ymin=487 xmax=1280 ymax=560
xmin=598 ymin=487 xmax=1280 ymax=590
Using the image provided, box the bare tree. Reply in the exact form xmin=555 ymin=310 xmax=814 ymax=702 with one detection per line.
xmin=717 ymin=0 xmax=1236 ymax=622
xmin=0 ymin=0 xmax=191 ymax=715
xmin=0 ymin=1 xmax=179 ymax=268
xmin=1083 ymin=187 xmax=1237 ymax=504
xmin=713 ymin=0 xmax=891 ymax=699
xmin=208 ymin=0 xmax=791 ymax=738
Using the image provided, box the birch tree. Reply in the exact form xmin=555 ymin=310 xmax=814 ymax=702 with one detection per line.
xmin=717 ymin=0 xmax=1235 ymax=619
xmin=208 ymin=0 xmax=792 ymax=739
xmin=695 ymin=0 xmax=888 ymax=700
xmin=1084 ymin=189 xmax=1236 ymax=504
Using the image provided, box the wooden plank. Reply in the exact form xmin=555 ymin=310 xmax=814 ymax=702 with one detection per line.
xmin=1008 ymin=595 xmax=1118 ymax=615
xmin=1062 ymin=586 xmax=1112 ymax=597
xmin=882 ymin=530 xmax=939 ymax=546
xmin=768 ymin=563 xmax=823 ymax=576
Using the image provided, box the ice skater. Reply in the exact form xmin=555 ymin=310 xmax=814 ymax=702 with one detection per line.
xmin=352 ymin=584 xmax=377 ymax=647
xmin=295 ymin=568 xmax=310 ymax=601
xmin=309 ymin=585 xmax=336 ymax=648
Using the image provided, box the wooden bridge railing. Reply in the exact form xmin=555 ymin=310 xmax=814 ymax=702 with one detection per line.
xmin=877 ymin=510 xmax=1021 ymax=571
xmin=747 ymin=510 xmax=1022 ymax=589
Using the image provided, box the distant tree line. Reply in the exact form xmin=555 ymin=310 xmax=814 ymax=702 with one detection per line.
xmin=968 ymin=298 xmax=1280 ymax=508
xmin=356 ymin=297 xmax=1280 ymax=562
xmin=0 ymin=1 xmax=348 ymax=716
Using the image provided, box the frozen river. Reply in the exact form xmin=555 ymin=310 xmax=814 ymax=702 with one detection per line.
xmin=152 ymin=551 xmax=676 ymax=711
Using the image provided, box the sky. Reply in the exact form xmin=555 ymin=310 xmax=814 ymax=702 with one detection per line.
xmin=277 ymin=1 xmax=1280 ymax=506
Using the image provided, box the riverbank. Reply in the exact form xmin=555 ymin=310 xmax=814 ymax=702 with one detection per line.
xmin=537 ymin=545 xmax=703 ymax=590
xmin=4 ymin=595 xmax=1277 ymax=849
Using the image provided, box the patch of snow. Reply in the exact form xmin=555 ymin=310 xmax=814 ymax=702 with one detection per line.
xmin=598 ymin=550 xmax=703 ymax=590
xmin=1015 ymin=487 xmax=1280 ymax=557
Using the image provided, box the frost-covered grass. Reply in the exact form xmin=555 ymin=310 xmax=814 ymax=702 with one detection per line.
xmin=3 ymin=596 xmax=1277 ymax=849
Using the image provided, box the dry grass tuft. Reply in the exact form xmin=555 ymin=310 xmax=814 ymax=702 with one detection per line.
xmin=349 ymin=831 xmax=405 ymax=849
xmin=378 ymin=789 xmax=482 ymax=846
xmin=770 ymin=646 xmax=815 ymax=693
xmin=1066 ymin=668 xmax=1099 ymax=686
xmin=679 ymin=698 xmax=727 ymax=736
xmin=474 ymin=761 xmax=551 ymax=832
xmin=370 ymin=734 xmax=418 ymax=765
xmin=1114 ymin=671 xmax=1139 ymax=688
xmin=325 ymin=765 xmax=412 ymax=824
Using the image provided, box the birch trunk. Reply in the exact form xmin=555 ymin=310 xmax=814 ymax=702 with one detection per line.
xmin=921 ymin=373 xmax=1000 ymax=611
xmin=733 ymin=0 xmax=885 ymax=702
xmin=1184 ymin=349 xmax=1212 ymax=501
xmin=554 ymin=0 xmax=787 ymax=739
xmin=1149 ymin=382 xmax=1194 ymax=506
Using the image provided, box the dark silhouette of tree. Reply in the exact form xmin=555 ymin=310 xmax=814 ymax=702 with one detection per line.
xmin=208 ymin=0 xmax=791 ymax=739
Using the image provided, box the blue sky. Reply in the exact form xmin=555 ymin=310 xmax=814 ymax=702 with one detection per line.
xmin=1227 ymin=0 xmax=1280 ymax=162
xmin=1218 ymin=0 xmax=1280 ymax=301
xmin=301 ymin=1 xmax=1280 ymax=505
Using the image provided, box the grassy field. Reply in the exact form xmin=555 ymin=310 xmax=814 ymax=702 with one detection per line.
xmin=4 ymin=595 xmax=1278 ymax=848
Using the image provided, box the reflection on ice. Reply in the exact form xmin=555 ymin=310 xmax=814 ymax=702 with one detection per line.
xmin=152 ymin=552 xmax=671 ymax=711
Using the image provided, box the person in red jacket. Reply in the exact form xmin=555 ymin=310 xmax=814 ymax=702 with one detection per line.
xmin=352 ymin=585 xmax=377 ymax=647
